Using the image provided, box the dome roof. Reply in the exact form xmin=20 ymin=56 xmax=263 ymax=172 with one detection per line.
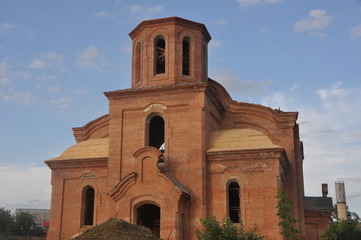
xmin=207 ymin=129 xmax=281 ymax=152
xmin=50 ymin=138 xmax=108 ymax=161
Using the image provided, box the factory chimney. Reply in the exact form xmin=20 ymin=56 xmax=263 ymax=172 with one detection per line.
xmin=335 ymin=180 xmax=347 ymax=221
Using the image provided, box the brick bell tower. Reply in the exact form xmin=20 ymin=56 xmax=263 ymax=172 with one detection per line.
xmin=128 ymin=17 xmax=211 ymax=88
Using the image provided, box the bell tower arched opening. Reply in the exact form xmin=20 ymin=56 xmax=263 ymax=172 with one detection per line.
xmin=148 ymin=115 xmax=165 ymax=151
xmin=182 ymin=36 xmax=190 ymax=76
xmin=155 ymin=37 xmax=166 ymax=75
xmin=137 ymin=204 xmax=160 ymax=237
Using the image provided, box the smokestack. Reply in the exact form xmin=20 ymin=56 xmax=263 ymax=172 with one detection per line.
xmin=335 ymin=180 xmax=347 ymax=221
xmin=322 ymin=183 xmax=328 ymax=197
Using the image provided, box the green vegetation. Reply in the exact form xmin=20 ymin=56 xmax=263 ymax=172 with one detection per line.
xmin=321 ymin=219 xmax=361 ymax=240
xmin=321 ymin=205 xmax=361 ymax=240
xmin=275 ymin=190 xmax=300 ymax=240
xmin=195 ymin=216 xmax=264 ymax=240
xmin=0 ymin=207 xmax=36 ymax=237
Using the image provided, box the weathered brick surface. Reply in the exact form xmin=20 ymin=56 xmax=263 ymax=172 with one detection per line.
xmin=45 ymin=17 xmax=328 ymax=240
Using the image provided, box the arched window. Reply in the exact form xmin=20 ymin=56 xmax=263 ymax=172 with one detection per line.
xmin=135 ymin=42 xmax=141 ymax=83
xmin=228 ymin=182 xmax=240 ymax=223
xmin=155 ymin=37 xmax=166 ymax=74
xmin=82 ymin=186 xmax=95 ymax=225
xmin=182 ymin=37 xmax=190 ymax=76
xmin=148 ymin=116 xmax=165 ymax=151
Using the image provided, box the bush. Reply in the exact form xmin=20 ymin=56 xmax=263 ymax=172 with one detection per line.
xmin=195 ymin=216 xmax=264 ymax=240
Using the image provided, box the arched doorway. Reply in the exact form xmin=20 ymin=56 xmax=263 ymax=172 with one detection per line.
xmin=137 ymin=204 xmax=160 ymax=237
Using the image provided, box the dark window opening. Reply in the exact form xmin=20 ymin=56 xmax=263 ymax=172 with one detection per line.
xmin=155 ymin=38 xmax=165 ymax=74
xmin=84 ymin=187 xmax=94 ymax=225
xmin=137 ymin=204 xmax=160 ymax=237
xmin=135 ymin=42 xmax=141 ymax=83
xmin=182 ymin=37 xmax=190 ymax=76
xmin=229 ymin=182 xmax=240 ymax=223
xmin=149 ymin=116 xmax=164 ymax=151
xmin=202 ymin=44 xmax=207 ymax=81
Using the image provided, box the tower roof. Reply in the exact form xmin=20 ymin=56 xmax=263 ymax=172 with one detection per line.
xmin=129 ymin=16 xmax=211 ymax=42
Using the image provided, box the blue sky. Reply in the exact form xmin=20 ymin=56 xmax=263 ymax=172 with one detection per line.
xmin=1 ymin=0 xmax=361 ymax=215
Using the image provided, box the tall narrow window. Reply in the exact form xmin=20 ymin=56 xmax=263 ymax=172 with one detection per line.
xmin=228 ymin=182 xmax=240 ymax=223
xmin=182 ymin=37 xmax=190 ymax=76
xmin=83 ymin=186 xmax=95 ymax=225
xmin=135 ymin=42 xmax=141 ymax=83
xmin=149 ymin=116 xmax=165 ymax=151
xmin=155 ymin=37 xmax=166 ymax=74
xmin=202 ymin=44 xmax=207 ymax=81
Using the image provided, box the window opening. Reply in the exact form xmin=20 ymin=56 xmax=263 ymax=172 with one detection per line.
xmin=182 ymin=37 xmax=190 ymax=76
xmin=228 ymin=182 xmax=240 ymax=223
xmin=135 ymin=42 xmax=141 ymax=83
xmin=84 ymin=187 xmax=94 ymax=225
xmin=137 ymin=204 xmax=160 ymax=237
xmin=155 ymin=38 xmax=166 ymax=74
xmin=202 ymin=44 xmax=207 ymax=81
xmin=149 ymin=116 xmax=164 ymax=151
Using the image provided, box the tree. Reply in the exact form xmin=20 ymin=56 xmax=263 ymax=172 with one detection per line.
xmin=195 ymin=216 xmax=264 ymax=240
xmin=321 ymin=219 xmax=361 ymax=240
xmin=275 ymin=190 xmax=300 ymax=240
xmin=321 ymin=206 xmax=361 ymax=240
xmin=0 ymin=207 xmax=13 ymax=234
xmin=15 ymin=212 xmax=36 ymax=236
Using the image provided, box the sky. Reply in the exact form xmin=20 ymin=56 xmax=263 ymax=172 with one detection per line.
xmin=1 ymin=0 xmax=361 ymax=216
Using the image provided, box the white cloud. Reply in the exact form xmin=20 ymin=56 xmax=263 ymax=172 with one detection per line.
xmin=76 ymin=45 xmax=109 ymax=70
xmin=29 ymin=52 xmax=63 ymax=69
xmin=49 ymin=97 xmax=72 ymax=108
xmin=0 ymin=88 xmax=33 ymax=105
xmin=0 ymin=22 xmax=15 ymax=34
xmin=293 ymin=9 xmax=333 ymax=32
xmin=36 ymin=74 xmax=58 ymax=81
xmin=130 ymin=4 xmax=163 ymax=20
xmin=29 ymin=58 xmax=47 ymax=69
xmin=261 ymin=27 xmax=271 ymax=33
xmin=209 ymin=39 xmax=223 ymax=49
xmin=214 ymin=18 xmax=227 ymax=26
xmin=0 ymin=61 xmax=12 ymax=86
xmin=47 ymin=86 xmax=60 ymax=92
xmin=43 ymin=52 xmax=63 ymax=62
xmin=0 ymin=165 xmax=51 ymax=212
xmin=211 ymin=69 xmax=272 ymax=96
xmin=350 ymin=24 xmax=361 ymax=37
xmin=120 ymin=40 xmax=132 ymax=55
xmin=237 ymin=0 xmax=282 ymax=7
xmin=259 ymin=82 xmax=361 ymax=214
xmin=93 ymin=11 xmax=113 ymax=18
xmin=315 ymin=82 xmax=348 ymax=101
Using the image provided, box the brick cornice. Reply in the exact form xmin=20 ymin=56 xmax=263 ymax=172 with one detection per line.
xmin=108 ymin=172 xmax=137 ymax=203
xmin=45 ymin=157 xmax=107 ymax=170
xmin=72 ymin=114 xmax=110 ymax=142
xmin=129 ymin=17 xmax=211 ymax=42
xmin=104 ymin=82 xmax=207 ymax=100
xmin=207 ymin=148 xmax=285 ymax=161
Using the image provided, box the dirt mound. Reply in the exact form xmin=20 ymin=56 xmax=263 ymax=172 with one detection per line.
xmin=71 ymin=218 xmax=159 ymax=240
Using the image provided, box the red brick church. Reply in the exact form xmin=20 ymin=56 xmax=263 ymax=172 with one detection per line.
xmin=45 ymin=17 xmax=332 ymax=240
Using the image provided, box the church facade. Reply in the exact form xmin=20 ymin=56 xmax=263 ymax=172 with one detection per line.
xmin=45 ymin=17 xmax=332 ymax=240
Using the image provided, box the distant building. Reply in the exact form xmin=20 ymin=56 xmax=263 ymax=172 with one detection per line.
xmin=15 ymin=208 xmax=50 ymax=227
xmin=45 ymin=17 xmax=332 ymax=240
